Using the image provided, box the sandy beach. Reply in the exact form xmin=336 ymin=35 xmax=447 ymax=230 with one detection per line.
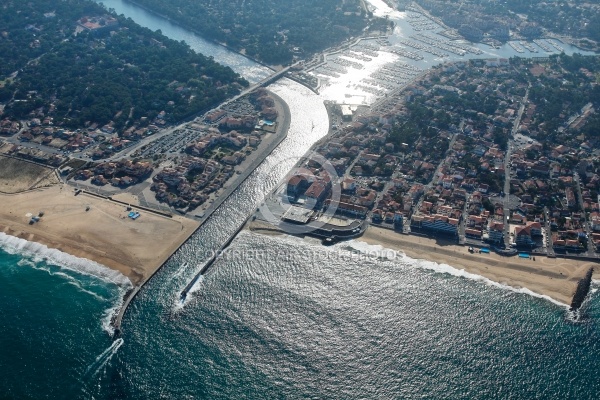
xmin=246 ymin=217 xmax=599 ymax=305
xmin=360 ymin=226 xmax=599 ymax=306
xmin=0 ymin=184 xmax=198 ymax=285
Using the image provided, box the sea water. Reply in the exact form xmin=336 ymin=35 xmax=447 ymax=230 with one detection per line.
xmin=88 ymin=231 xmax=600 ymax=398
xmin=2 ymin=231 xmax=599 ymax=398
xmin=0 ymin=236 xmax=130 ymax=398
xmin=1 ymin=77 xmax=599 ymax=399
xmin=2 ymin=1 xmax=599 ymax=397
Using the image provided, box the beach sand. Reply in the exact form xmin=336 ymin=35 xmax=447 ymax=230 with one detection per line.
xmin=246 ymin=218 xmax=599 ymax=305
xmin=0 ymin=185 xmax=198 ymax=285
xmin=359 ymin=226 xmax=599 ymax=306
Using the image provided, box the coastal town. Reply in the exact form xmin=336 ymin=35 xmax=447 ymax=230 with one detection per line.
xmin=3 ymin=1 xmax=600 ymax=396
xmin=1 ymin=83 xmax=285 ymax=215
xmin=1 ymin=0 xmax=599 ymax=310
xmin=1 ymin=1 xmax=599 ymax=261
xmin=260 ymin=54 xmax=600 ymax=262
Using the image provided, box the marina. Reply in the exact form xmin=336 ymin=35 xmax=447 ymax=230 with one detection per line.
xmin=2 ymin=0 xmax=600 ymax=398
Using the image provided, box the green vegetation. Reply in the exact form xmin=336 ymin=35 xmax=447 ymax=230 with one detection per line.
xmin=479 ymin=0 xmax=600 ymax=42
xmin=388 ymin=102 xmax=453 ymax=152
xmin=528 ymin=54 xmax=600 ymax=140
xmin=419 ymin=0 xmax=599 ymax=49
xmin=0 ymin=0 xmax=247 ymax=129
xmin=131 ymin=0 xmax=371 ymax=65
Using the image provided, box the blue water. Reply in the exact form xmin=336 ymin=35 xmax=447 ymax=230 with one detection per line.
xmin=2 ymin=232 xmax=600 ymax=398
xmin=1 ymin=0 xmax=599 ymax=398
xmin=0 ymin=244 xmax=126 ymax=398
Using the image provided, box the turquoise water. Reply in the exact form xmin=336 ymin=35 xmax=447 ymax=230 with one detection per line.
xmin=0 ymin=245 xmax=126 ymax=398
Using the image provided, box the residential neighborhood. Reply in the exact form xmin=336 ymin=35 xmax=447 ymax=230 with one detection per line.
xmin=275 ymin=54 xmax=600 ymax=258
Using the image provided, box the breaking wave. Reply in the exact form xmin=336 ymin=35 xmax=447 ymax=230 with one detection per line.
xmin=0 ymin=232 xmax=131 ymax=287
xmin=345 ymin=239 xmax=569 ymax=309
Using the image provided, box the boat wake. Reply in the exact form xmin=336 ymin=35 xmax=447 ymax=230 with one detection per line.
xmin=84 ymin=338 xmax=124 ymax=380
xmin=171 ymin=262 xmax=189 ymax=279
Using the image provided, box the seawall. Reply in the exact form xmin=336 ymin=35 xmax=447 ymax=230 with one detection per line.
xmin=112 ymin=90 xmax=291 ymax=335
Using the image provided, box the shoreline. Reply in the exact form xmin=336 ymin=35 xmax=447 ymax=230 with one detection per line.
xmin=359 ymin=226 xmax=599 ymax=306
xmin=109 ymin=89 xmax=291 ymax=332
xmin=0 ymin=186 xmax=198 ymax=286
xmin=246 ymin=220 xmax=599 ymax=306
xmin=0 ymin=90 xmax=292 ymax=334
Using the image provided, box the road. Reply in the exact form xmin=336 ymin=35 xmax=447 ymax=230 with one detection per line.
xmin=503 ymin=86 xmax=529 ymax=249
xmin=5 ymin=63 xmax=300 ymax=165
xmin=573 ymin=172 xmax=596 ymax=257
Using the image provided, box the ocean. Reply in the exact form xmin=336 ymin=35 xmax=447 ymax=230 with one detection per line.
xmin=0 ymin=233 xmax=129 ymax=398
xmin=2 ymin=0 xmax=599 ymax=397
xmin=1 ymin=231 xmax=600 ymax=398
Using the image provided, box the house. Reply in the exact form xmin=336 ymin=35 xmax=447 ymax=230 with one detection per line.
xmin=514 ymin=225 xmax=535 ymax=248
xmin=332 ymin=201 xmax=367 ymax=218
xmin=510 ymin=213 xmax=527 ymax=224
xmin=591 ymin=214 xmax=600 ymax=232
xmin=287 ymin=175 xmax=308 ymax=196
xmin=525 ymin=221 xmax=543 ymax=237
xmin=341 ymin=177 xmax=356 ymax=192
xmin=304 ymin=180 xmax=330 ymax=203
xmin=465 ymin=228 xmax=483 ymax=239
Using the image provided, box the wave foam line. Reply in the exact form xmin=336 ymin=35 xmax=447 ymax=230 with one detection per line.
xmin=0 ymin=232 xmax=131 ymax=287
xmin=174 ymin=275 xmax=204 ymax=311
xmin=346 ymin=239 xmax=570 ymax=309
xmin=101 ymin=287 xmax=129 ymax=335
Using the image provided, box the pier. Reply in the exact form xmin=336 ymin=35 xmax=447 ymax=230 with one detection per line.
xmin=179 ymin=214 xmax=251 ymax=302
xmin=112 ymin=89 xmax=292 ymax=336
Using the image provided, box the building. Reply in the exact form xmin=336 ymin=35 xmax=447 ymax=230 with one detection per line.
xmin=412 ymin=214 xmax=459 ymax=236
xmin=487 ymin=221 xmax=504 ymax=244
xmin=304 ymin=179 xmax=330 ymax=205
xmin=340 ymin=105 xmax=353 ymax=121
xmin=514 ymin=225 xmax=535 ymax=248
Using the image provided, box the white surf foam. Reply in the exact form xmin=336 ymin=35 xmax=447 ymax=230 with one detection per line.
xmin=0 ymin=232 xmax=131 ymax=287
xmin=337 ymin=240 xmax=399 ymax=261
xmin=345 ymin=239 xmax=570 ymax=309
xmin=174 ymin=275 xmax=205 ymax=311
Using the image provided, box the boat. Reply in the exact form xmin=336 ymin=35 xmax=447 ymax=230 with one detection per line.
xmin=322 ymin=236 xmax=338 ymax=246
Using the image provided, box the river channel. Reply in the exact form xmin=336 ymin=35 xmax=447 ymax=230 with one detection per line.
xmin=69 ymin=1 xmax=600 ymax=398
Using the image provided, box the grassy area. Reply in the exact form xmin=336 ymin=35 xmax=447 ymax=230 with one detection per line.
xmin=0 ymin=156 xmax=59 ymax=193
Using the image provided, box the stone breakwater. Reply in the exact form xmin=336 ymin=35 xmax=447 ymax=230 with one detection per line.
xmin=570 ymin=267 xmax=594 ymax=311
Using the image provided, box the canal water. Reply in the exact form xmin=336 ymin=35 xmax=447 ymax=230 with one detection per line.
xmin=1 ymin=0 xmax=599 ymax=398
xmin=98 ymin=0 xmax=273 ymax=84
